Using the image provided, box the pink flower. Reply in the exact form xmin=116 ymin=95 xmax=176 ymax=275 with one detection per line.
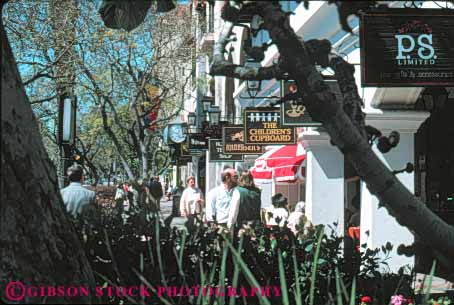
xmin=390 ymin=295 xmax=405 ymax=305
xmin=361 ymin=296 xmax=372 ymax=303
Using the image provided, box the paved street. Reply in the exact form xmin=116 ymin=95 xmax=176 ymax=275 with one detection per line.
xmin=159 ymin=197 xmax=172 ymax=220
xmin=159 ymin=197 xmax=187 ymax=231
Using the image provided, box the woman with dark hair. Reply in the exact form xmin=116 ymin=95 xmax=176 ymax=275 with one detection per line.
xmin=265 ymin=193 xmax=289 ymax=227
xmin=227 ymin=171 xmax=262 ymax=229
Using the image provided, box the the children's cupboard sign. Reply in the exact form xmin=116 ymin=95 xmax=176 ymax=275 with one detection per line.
xmin=244 ymin=108 xmax=296 ymax=145
xmin=360 ymin=9 xmax=454 ymax=87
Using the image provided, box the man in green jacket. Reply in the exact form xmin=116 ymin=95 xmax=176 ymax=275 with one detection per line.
xmin=227 ymin=171 xmax=261 ymax=229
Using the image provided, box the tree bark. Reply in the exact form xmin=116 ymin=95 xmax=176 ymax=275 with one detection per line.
xmin=1 ymin=19 xmax=95 ymax=304
xmin=256 ymin=2 xmax=454 ymax=268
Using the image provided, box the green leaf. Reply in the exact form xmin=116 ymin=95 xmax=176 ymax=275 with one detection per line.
xmin=218 ymin=242 xmax=228 ymax=305
xmin=229 ymin=236 xmax=244 ymax=305
xmin=309 ymin=226 xmax=324 ymax=305
xmin=335 ymin=268 xmax=343 ymax=305
xmin=348 ymin=277 xmax=356 ymax=305
xmin=292 ymin=248 xmax=302 ymax=305
xmin=278 ymin=248 xmax=289 ymax=305
xmin=222 ymin=234 xmax=271 ymax=305
xmin=155 ymin=216 xmax=167 ymax=286
xmin=305 ymin=243 xmax=314 ymax=252
xmin=423 ymin=260 xmax=437 ymax=305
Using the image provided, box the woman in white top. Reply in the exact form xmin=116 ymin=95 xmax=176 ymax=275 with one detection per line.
xmin=287 ymin=201 xmax=306 ymax=234
xmin=180 ymin=176 xmax=204 ymax=217
xmin=265 ymin=193 xmax=289 ymax=227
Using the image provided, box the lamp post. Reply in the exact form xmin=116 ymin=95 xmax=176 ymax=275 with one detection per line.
xmin=188 ymin=112 xmax=196 ymax=126
xmin=58 ymin=94 xmax=77 ymax=187
xmin=202 ymin=98 xmax=214 ymax=112
xmin=208 ymin=105 xmax=221 ymax=126
xmin=246 ymin=79 xmax=261 ymax=99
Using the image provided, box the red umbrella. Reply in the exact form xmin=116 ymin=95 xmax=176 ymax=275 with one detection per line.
xmin=250 ymin=144 xmax=306 ymax=183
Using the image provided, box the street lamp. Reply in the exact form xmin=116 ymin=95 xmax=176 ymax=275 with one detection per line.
xmin=61 ymin=96 xmax=76 ymax=144
xmin=202 ymin=96 xmax=214 ymax=112
xmin=187 ymin=112 xmax=196 ymax=126
xmin=208 ymin=105 xmax=221 ymax=126
xmin=246 ymin=79 xmax=261 ymax=98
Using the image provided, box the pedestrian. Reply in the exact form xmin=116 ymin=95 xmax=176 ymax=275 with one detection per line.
xmin=265 ymin=193 xmax=289 ymax=227
xmin=163 ymin=181 xmax=184 ymax=227
xmin=206 ymin=168 xmax=239 ymax=228
xmin=61 ymin=164 xmax=96 ymax=218
xmin=166 ymin=184 xmax=173 ymax=201
xmin=180 ymin=176 xmax=204 ymax=216
xmin=227 ymin=170 xmax=261 ymax=229
xmin=287 ymin=201 xmax=306 ymax=234
xmin=148 ymin=176 xmax=163 ymax=211
xmin=123 ymin=182 xmax=129 ymax=193
xmin=114 ymin=182 xmax=127 ymax=215
xmin=180 ymin=176 xmax=204 ymax=229
xmin=126 ymin=180 xmax=139 ymax=209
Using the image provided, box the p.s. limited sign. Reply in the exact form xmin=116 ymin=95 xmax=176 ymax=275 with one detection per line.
xmin=360 ymin=9 xmax=454 ymax=87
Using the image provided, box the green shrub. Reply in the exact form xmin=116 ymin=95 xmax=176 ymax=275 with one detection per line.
xmin=73 ymin=207 xmax=415 ymax=305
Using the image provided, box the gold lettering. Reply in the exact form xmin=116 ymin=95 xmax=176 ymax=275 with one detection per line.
xmin=263 ymin=122 xmax=278 ymax=128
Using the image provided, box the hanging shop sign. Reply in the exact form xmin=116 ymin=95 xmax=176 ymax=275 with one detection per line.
xmin=201 ymin=121 xmax=228 ymax=138
xmin=223 ymin=126 xmax=264 ymax=155
xmin=360 ymin=9 xmax=454 ymax=87
xmin=244 ymin=107 xmax=296 ymax=145
xmin=180 ymin=143 xmax=194 ymax=158
xmin=187 ymin=133 xmax=208 ymax=151
xmin=280 ymin=80 xmax=323 ymax=126
xmin=174 ymin=147 xmax=192 ymax=165
xmin=209 ymin=139 xmax=244 ymax=162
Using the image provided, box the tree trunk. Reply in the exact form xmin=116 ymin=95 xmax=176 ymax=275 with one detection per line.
xmin=1 ymin=19 xmax=95 ymax=304
xmin=210 ymin=2 xmax=453 ymax=276
xmin=140 ymin=142 xmax=148 ymax=179
xmin=255 ymin=2 xmax=454 ymax=272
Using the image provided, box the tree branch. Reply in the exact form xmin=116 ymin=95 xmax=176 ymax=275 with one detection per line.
xmin=209 ymin=17 xmax=287 ymax=80
xmin=98 ymin=97 xmax=135 ymax=181
xmin=23 ymin=42 xmax=74 ymax=86
xmin=247 ymin=1 xmax=454 ymax=264
xmin=23 ymin=73 xmax=55 ymax=86
xmin=30 ymin=94 xmax=58 ymax=104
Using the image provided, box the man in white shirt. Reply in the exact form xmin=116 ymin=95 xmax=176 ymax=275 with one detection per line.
xmin=206 ymin=168 xmax=240 ymax=227
xmin=180 ymin=176 xmax=204 ymax=217
xmin=61 ymin=164 xmax=96 ymax=218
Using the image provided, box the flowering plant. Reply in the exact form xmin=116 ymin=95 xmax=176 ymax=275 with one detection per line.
xmin=361 ymin=296 xmax=372 ymax=305
xmin=390 ymin=295 xmax=414 ymax=305
xmin=429 ymin=296 xmax=452 ymax=305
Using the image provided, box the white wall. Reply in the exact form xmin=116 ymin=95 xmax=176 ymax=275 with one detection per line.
xmin=361 ymin=111 xmax=429 ymax=272
xmin=302 ymin=131 xmax=345 ymax=236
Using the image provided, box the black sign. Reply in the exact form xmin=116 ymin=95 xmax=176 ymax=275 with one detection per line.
xmin=223 ymin=126 xmax=264 ymax=155
xmin=181 ymin=143 xmax=202 ymax=158
xmin=280 ymin=80 xmax=322 ymax=126
xmin=209 ymin=139 xmax=244 ymax=162
xmin=201 ymin=121 xmax=228 ymax=138
xmin=187 ymin=133 xmax=208 ymax=151
xmin=360 ymin=9 xmax=454 ymax=87
xmin=244 ymin=107 xmax=296 ymax=145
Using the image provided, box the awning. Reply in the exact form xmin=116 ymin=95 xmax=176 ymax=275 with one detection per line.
xmin=250 ymin=144 xmax=306 ymax=183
